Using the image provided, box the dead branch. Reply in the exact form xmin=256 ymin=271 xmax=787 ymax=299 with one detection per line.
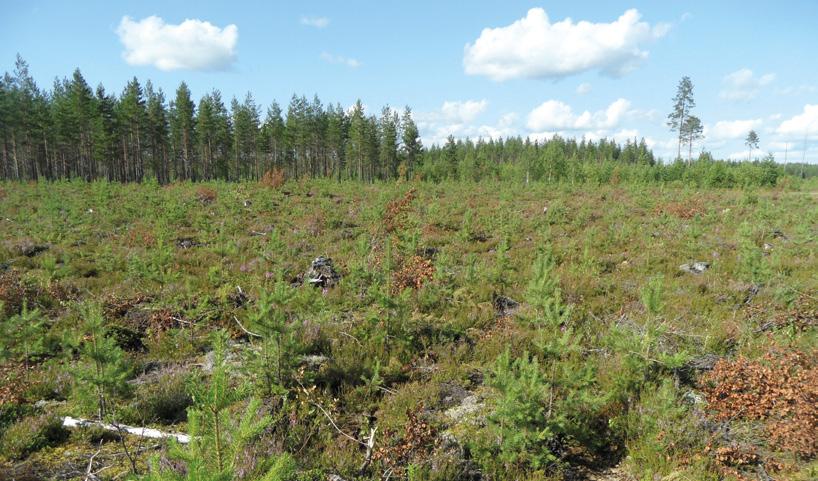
xmin=233 ymin=315 xmax=262 ymax=338
xmin=62 ymin=416 xmax=190 ymax=444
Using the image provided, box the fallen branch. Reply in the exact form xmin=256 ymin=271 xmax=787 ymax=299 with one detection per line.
xmin=85 ymin=442 xmax=103 ymax=481
xmin=233 ymin=315 xmax=262 ymax=338
xmin=358 ymin=426 xmax=378 ymax=474
xmin=62 ymin=416 xmax=190 ymax=444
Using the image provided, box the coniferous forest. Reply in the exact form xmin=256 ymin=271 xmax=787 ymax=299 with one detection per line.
xmin=4 ymin=56 xmax=813 ymax=186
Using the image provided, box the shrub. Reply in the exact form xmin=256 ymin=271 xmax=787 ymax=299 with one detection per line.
xmin=619 ymin=379 xmax=710 ymax=478
xmin=132 ymin=369 xmax=193 ymax=424
xmin=0 ymin=414 xmax=68 ymax=460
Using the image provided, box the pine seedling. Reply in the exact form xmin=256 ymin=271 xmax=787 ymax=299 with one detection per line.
xmin=72 ymin=302 xmax=132 ymax=420
xmin=145 ymin=331 xmax=295 ymax=481
xmin=525 ymin=247 xmax=572 ymax=330
xmin=737 ymin=221 xmax=771 ymax=286
xmin=2 ymin=301 xmax=47 ymax=373
xmin=640 ymin=276 xmax=665 ymax=317
xmin=247 ymin=275 xmax=297 ymax=396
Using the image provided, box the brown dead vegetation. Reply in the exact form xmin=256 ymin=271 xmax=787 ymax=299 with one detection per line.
xmin=392 ymin=256 xmax=435 ymax=291
xmin=702 ymin=346 xmax=817 ymax=459
xmin=261 ymin=168 xmax=286 ymax=189
xmin=383 ymin=188 xmax=416 ymax=233
xmin=654 ymin=201 xmax=704 ymax=219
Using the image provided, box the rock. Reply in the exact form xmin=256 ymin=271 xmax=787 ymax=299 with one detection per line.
xmin=301 ymin=354 xmax=329 ymax=368
xmin=175 ymin=237 xmax=201 ymax=249
xmin=438 ymin=382 xmax=470 ymax=408
xmin=762 ymin=242 xmax=773 ymax=251
xmin=771 ymin=229 xmax=787 ymax=239
xmin=243 ymin=199 xmax=252 ymax=207
xmin=305 ymin=256 xmax=341 ymax=288
xmin=445 ymin=395 xmax=484 ymax=423
xmin=674 ymin=354 xmax=721 ymax=385
xmin=239 ymin=258 xmax=262 ymax=273
xmin=417 ymin=246 xmax=439 ymax=259
xmin=683 ymin=390 xmax=706 ymax=406
xmin=12 ymin=239 xmax=49 ymax=257
xmin=680 ymin=261 xmax=710 ymax=274
xmin=493 ymin=295 xmax=520 ymax=317
xmin=327 ymin=475 xmax=347 ymax=481
xmin=228 ymin=287 xmax=248 ymax=308
xmin=686 ymin=354 xmax=721 ymax=371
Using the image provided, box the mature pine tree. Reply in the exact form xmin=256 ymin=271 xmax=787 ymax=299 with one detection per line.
xmin=667 ymin=76 xmax=696 ymax=161
xmin=118 ymin=78 xmax=147 ymax=181
xmin=379 ymin=106 xmax=398 ymax=179
xmin=260 ymin=101 xmax=286 ymax=174
xmin=170 ymin=82 xmax=196 ymax=180
xmin=144 ymin=81 xmax=169 ymax=183
xmin=400 ymin=107 xmax=421 ymax=179
xmin=197 ymin=90 xmax=232 ymax=180
xmin=231 ymin=93 xmax=260 ymax=179
xmin=345 ymin=100 xmax=366 ymax=180
xmin=285 ymin=95 xmax=308 ymax=178
xmin=93 ymin=85 xmax=119 ymax=180
xmin=682 ymin=115 xmax=704 ymax=163
xmin=364 ymin=114 xmax=380 ymax=182
xmin=325 ymin=102 xmax=346 ymax=180
xmin=443 ymin=135 xmax=459 ymax=180
xmin=745 ymin=130 xmax=760 ymax=161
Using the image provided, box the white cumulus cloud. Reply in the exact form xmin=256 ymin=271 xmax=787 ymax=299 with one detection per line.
xmin=320 ymin=52 xmax=361 ymax=68
xmin=416 ymin=100 xmax=519 ymax=145
xmin=463 ymin=8 xmax=668 ymax=81
xmin=576 ymin=82 xmax=592 ymax=95
xmin=707 ymin=119 xmax=763 ymax=140
xmin=776 ymin=104 xmax=818 ymax=138
xmin=527 ymin=98 xmax=631 ymax=131
xmin=117 ymin=16 xmax=238 ymax=71
xmin=719 ymin=68 xmax=776 ymax=101
xmin=440 ymin=100 xmax=488 ymax=123
xmin=301 ymin=16 xmax=330 ymax=28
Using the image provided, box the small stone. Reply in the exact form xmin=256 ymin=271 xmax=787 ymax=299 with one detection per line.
xmin=445 ymin=395 xmax=484 ymax=422
xmin=175 ymin=237 xmax=201 ymax=249
xmin=680 ymin=261 xmax=709 ymax=274
xmin=305 ymin=256 xmax=341 ymax=288
xmin=16 ymin=239 xmax=49 ymax=257
xmin=493 ymin=295 xmax=520 ymax=317
xmin=301 ymin=354 xmax=329 ymax=368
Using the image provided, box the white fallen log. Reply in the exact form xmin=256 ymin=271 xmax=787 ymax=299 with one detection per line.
xmin=62 ymin=416 xmax=190 ymax=444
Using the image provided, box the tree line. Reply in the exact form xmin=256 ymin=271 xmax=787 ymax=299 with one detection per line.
xmin=0 ymin=56 xmax=422 ymax=182
xmin=0 ymin=56 xmax=792 ymax=186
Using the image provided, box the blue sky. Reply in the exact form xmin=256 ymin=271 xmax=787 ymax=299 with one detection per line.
xmin=3 ymin=1 xmax=818 ymax=161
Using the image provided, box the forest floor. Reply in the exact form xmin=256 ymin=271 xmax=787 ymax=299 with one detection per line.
xmin=0 ymin=180 xmax=816 ymax=481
